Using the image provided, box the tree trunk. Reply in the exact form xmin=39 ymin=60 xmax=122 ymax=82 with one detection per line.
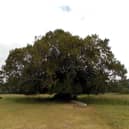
xmin=53 ymin=93 xmax=77 ymax=101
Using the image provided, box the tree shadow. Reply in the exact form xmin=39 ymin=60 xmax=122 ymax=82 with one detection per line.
xmin=5 ymin=94 xmax=71 ymax=105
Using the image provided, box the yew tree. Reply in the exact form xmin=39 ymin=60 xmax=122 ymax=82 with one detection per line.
xmin=2 ymin=29 xmax=127 ymax=99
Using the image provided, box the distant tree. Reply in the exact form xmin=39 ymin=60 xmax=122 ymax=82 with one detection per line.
xmin=0 ymin=70 xmax=5 ymax=93
xmin=108 ymin=79 xmax=129 ymax=93
xmin=2 ymin=29 xmax=127 ymax=99
xmin=0 ymin=70 xmax=3 ymax=86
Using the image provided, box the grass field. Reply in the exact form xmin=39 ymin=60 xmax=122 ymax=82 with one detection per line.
xmin=0 ymin=94 xmax=129 ymax=129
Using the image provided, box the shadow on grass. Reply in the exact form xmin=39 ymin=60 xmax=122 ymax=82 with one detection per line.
xmin=79 ymin=95 xmax=129 ymax=106
xmin=3 ymin=94 xmax=129 ymax=106
xmin=5 ymin=95 xmax=71 ymax=105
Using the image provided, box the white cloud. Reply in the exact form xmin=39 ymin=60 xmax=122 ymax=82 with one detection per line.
xmin=59 ymin=5 xmax=72 ymax=12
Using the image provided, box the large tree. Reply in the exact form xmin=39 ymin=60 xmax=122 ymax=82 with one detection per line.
xmin=2 ymin=29 xmax=127 ymax=99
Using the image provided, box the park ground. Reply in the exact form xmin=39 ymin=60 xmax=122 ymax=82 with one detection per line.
xmin=0 ymin=93 xmax=129 ymax=129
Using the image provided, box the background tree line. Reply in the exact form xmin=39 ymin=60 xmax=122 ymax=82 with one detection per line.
xmin=0 ymin=29 xmax=128 ymax=99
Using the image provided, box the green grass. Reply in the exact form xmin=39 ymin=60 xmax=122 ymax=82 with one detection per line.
xmin=0 ymin=93 xmax=129 ymax=129
xmin=79 ymin=93 xmax=129 ymax=129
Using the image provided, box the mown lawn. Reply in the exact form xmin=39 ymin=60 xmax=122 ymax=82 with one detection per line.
xmin=79 ymin=93 xmax=129 ymax=129
xmin=0 ymin=94 xmax=129 ymax=129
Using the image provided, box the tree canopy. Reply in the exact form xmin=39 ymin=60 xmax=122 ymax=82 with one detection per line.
xmin=1 ymin=29 xmax=127 ymax=99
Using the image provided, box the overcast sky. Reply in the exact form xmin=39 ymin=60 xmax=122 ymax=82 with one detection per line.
xmin=0 ymin=0 xmax=129 ymax=77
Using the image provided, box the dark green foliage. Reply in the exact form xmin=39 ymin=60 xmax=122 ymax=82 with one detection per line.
xmin=0 ymin=70 xmax=3 ymax=85
xmin=2 ymin=29 xmax=127 ymax=98
xmin=108 ymin=79 xmax=129 ymax=94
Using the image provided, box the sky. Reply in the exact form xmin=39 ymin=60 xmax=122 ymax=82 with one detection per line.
xmin=0 ymin=0 xmax=129 ymax=77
